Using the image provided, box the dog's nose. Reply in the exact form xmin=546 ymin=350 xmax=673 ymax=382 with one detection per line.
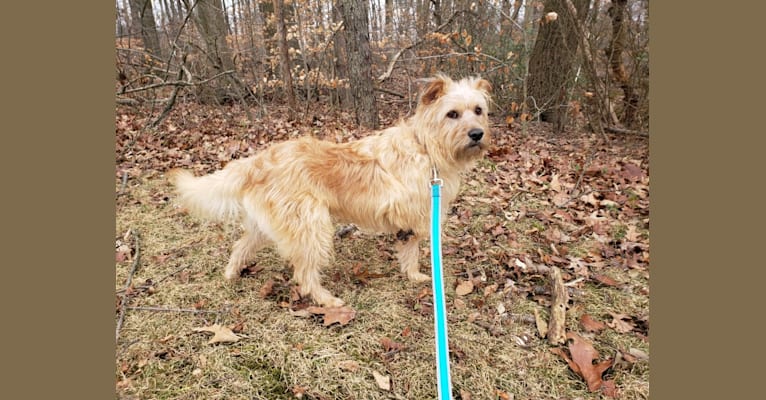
xmin=468 ymin=128 xmax=484 ymax=142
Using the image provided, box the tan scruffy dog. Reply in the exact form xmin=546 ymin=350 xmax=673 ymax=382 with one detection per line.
xmin=170 ymin=74 xmax=491 ymax=307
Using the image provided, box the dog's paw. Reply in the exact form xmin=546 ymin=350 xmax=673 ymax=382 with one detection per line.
xmin=407 ymin=272 xmax=431 ymax=282
xmin=309 ymin=288 xmax=346 ymax=308
xmin=223 ymin=268 xmax=241 ymax=281
xmin=320 ymin=297 xmax=346 ymax=308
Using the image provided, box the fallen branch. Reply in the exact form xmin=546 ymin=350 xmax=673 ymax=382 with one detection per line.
xmin=116 ymin=230 xmax=141 ymax=341
xmin=472 ymin=319 xmax=505 ymax=337
xmin=606 ymin=125 xmax=649 ymax=137
xmin=374 ymin=87 xmax=405 ymax=98
xmin=116 ymin=98 xmax=140 ymax=106
xmin=125 ymin=306 xmax=223 ymax=314
xmin=546 ymin=267 xmax=568 ymax=346
xmin=117 ymin=170 xmax=128 ymax=196
xmin=115 ymin=263 xmax=191 ymax=295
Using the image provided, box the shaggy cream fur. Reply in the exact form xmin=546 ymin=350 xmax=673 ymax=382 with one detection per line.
xmin=170 ymin=74 xmax=492 ymax=307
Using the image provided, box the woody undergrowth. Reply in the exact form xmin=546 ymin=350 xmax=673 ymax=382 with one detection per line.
xmin=116 ymin=103 xmax=649 ymax=399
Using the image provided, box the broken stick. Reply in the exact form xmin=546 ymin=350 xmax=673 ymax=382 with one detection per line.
xmin=547 ymin=266 xmax=568 ymax=345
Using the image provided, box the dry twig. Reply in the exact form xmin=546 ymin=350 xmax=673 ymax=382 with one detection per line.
xmin=116 ymin=230 xmax=140 ymax=341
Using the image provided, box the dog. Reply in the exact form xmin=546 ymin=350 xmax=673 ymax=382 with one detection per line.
xmin=169 ymin=74 xmax=491 ymax=307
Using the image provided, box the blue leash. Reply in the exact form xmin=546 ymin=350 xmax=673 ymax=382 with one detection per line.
xmin=430 ymin=170 xmax=453 ymax=400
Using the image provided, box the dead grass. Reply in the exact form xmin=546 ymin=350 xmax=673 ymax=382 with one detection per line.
xmin=116 ymin=126 xmax=649 ymax=399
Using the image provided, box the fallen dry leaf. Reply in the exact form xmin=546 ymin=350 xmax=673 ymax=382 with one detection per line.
xmin=483 ymin=283 xmax=499 ymax=296
xmin=337 ymin=360 xmax=359 ymax=372
xmin=372 ymin=370 xmax=391 ymax=391
xmin=288 ymin=308 xmax=312 ymax=318
xmin=453 ymin=297 xmax=466 ymax=309
xmin=380 ymin=337 xmax=405 ymax=353
xmin=151 ymin=254 xmax=171 ymax=264
xmin=259 ymin=278 xmax=275 ymax=299
xmin=607 ymin=312 xmax=636 ymax=333
xmin=553 ymin=191 xmax=570 ymax=207
xmin=401 ymin=326 xmax=412 ymax=337
xmin=625 ymin=225 xmax=641 ymax=242
xmin=552 ymin=332 xmax=613 ymax=392
xmin=592 ymin=274 xmax=620 ymax=287
xmin=116 ymin=244 xmax=132 ymax=262
xmin=192 ymin=324 xmax=241 ymax=345
xmin=455 ymin=279 xmax=475 ymax=296
xmin=628 ymin=347 xmax=649 ymax=361
xmin=230 ymin=320 xmax=246 ymax=334
xmin=550 ymin=173 xmax=563 ymax=192
xmin=613 ymin=347 xmax=648 ymax=372
xmin=601 ymin=379 xmax=619 ymax=398
xmin=307 ymin=306 xmax=357 ymax=326
xmin=621 ymin=162 xmax=644 ymax=181
xmin=291 ymin=385 xmax=308 ymax=398
xmin=580 ymin=314 xmax=607 ymax=333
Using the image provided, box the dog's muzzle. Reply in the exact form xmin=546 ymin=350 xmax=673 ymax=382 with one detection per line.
xmin=467 ymin=128 xmax=484 ymax=145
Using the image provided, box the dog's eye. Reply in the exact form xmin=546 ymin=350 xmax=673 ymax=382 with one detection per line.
xmin=475 ymin=107 xmax=483 ymax=116
xmin=446 ymin=110 xmax=459 ymax=119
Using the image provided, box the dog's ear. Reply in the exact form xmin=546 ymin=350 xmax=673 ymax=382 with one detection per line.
xmin=473 ymin=78 xmax=492 ymax=94
xmin=419 ymin=75 xmax=450 ymax=106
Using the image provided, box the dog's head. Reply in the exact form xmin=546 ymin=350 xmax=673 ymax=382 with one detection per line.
xmin=415 ymin=74 xmax=492 ymax=168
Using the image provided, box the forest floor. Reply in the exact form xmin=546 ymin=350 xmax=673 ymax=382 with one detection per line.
xmin=115 ymin=96 xmax=649 ymax=399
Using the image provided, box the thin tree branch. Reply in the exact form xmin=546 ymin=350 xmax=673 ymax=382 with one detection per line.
xmin=121 ymin=70 xmax=234 ymax=95
xmin=377 ymin=10 xmax=469 ymax=83
xmin=115 ymin=263 xmax=191 ymax=295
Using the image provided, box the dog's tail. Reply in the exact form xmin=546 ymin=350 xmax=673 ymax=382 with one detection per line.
xmin=168 ymin=165 xmax=246 ymax=222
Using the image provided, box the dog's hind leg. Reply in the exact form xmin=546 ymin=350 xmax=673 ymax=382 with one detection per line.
xmin=224 ymin=228 xmax=270 ymax=280
xmin=275 ymin=202 xmax=344 ymax=308
xmin=396 ymin=235 xmax=430 ymax=282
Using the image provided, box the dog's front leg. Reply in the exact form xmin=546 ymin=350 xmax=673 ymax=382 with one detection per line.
xmin=395 ymin=231 xmax=430 ymax=282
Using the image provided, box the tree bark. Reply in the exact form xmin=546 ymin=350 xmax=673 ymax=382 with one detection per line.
xmin=385 ymin=0 xmax=394 ymax=37
xmin=546 ymin=267 xmax=568 ymax=346
xmin=510 ymin=0 xmax=522 ymax=22
xmin=274 ymin=0 xmax=297 ymax=115
xmin=189 ymin=0 xmax=252 ymax=105
xmin=340 ymin=0 xmax=379 ymax=129
xmin=250 ymin=0 xmax=267 ymax=86
xmin=332 ymin=2 xmax=351 ymax=108
xmin=129 ymin=0 xmax=163 ymax=57
xmin=526 ymin=0 xmax=590 ymax=132
xmin=607 ymin=0 xmax=639 ymax=128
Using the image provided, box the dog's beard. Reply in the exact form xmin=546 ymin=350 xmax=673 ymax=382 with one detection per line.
xmin=460 ymin=138 xmax=488 ymax=158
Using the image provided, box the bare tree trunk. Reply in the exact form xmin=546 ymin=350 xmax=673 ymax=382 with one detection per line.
xmin=275 ymin=0 xmax=297 ymax=115
xmin=189 ymin=0 xmax=252 ymax=105
xmin=606 ymin=0 xmax=639 ymax=128
xmin=231 ymin=0 xmax=239 ymax=37
xmin=510 ymin=0 xmax=522 ymax=23
xmin=340 ymin=0 xmax=379 ymax=129
xmin=433 ymin=0 xmax=443 ymax=26
xmin=129 ymin=0 xmax=163 ymax=57
xmin=332 ymin=1 xmax=351 ymax=107
xmin=527 ymin=0 xmax=590 ymax=132
xmin=251 ymin=0 xmax=267 ymax=82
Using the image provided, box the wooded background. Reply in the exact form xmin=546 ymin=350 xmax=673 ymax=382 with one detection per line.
xmin=115 ymin=0 xmax=648 ymax=134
